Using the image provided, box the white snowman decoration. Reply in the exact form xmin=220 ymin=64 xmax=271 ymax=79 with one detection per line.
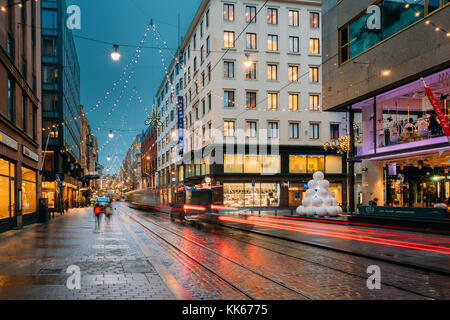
xmin=296 ymin=171 xmax=343 ymax=217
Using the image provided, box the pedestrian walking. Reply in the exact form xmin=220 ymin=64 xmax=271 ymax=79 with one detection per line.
xmin=104 ymin=203 xmax=113 ymax=223
xmin=93 ymin=203 xmax=102 ymax=229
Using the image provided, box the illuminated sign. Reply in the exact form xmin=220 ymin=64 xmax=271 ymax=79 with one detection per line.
xmin=177 ymin=96 xmax=184 ymax=154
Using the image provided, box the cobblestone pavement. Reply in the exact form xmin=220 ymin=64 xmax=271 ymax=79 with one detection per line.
xmin=1 ymin=203 xmax=449 ymax=300
xmin=0 ymin=208 xmax=175 ymax=300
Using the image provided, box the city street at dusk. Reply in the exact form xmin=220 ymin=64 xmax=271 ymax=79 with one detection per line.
xmin=0 ymin=0 xmax=449 ymax=310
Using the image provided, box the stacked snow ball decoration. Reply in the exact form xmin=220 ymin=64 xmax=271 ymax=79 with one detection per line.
xmin=296 ymin=171 xmax=342 ymax=217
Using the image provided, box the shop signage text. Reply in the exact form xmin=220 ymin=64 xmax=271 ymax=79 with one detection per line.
xmin=0 ymin=130 xmax=19 ymax=151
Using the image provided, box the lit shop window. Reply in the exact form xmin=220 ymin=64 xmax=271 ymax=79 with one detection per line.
xmin=0 ymin=159 xmax=15 ymax=220
xmin=22 ymin=167 xmax=37 ymax=215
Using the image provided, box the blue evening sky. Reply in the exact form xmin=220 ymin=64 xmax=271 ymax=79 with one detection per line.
xmin=70 ymin=0 xmax=201 ymax=174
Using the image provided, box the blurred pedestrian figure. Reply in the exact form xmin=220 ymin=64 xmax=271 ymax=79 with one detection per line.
xmin=104 ymin=203 xmax=113 ymax=223
xmin=93 ymin=203 xmax=102 ymax=229
xmin=64 ymin=199 xmax=69 ymax=214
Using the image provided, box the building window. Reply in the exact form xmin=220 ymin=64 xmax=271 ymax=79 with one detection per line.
xmin=200 ymin=21 xmax=204 ymax=38
xmin=338 ymin=0 xmax=423 ymax=65
xmin=268 ymin=122 xmax=279 ymax=138
xmin=310 ymin=12 xmax=320 ymax=28
xmin=330 ymin=124 xmax=340 ymax=140
xmin=267 ymin=92 xmax=278 ymax=110
xmin=22 ymin=95 xmax=27 ymax=132
xmin=309 ymin=38 xmax=320 ymax=54
xmin=206 ymin=36 xmax=210 ymax=54
xmin=309 ymin=66 xmax=319 ymax=83
xmin=200 ymin=45 xmax=204 ymax=63
xmin=289 ymin=123 xmax=299 ymax=139
xmin=22 ymin=167 xmax=37 ymax=215
xmin=245 ymin=62 xmax=257 ymax=79
xmin=288 ymin=65 xmax=299 ymax=82
xmin=289 ymin=36 xmax=299 ymax=53
xmin=289 ymin=93 xmax=299 ymax=111
xmin=32 ymin=105 xmax=36 ymax=139
xmin=309 ymin=94 xmax=320 ymax=111
xmin=246 ymin=91 xmax=256 ymax=108
xmin=208 ymin=93 xmax=212 ymax=110
xmin=246 ymin=33 xmax=257 ymax=49
xmin=223 ymin=4 xmax=234 ymax=21
xmin=246 ymin=121 xmax=257 ymax=138
xmin=289 ymin=10 xmax=299 ymax=26
xmin=267 ymin=34 xmax=278 ymax=51
xmin=224 ymin=31 xmax=235 ymax=48
xmin=206 ymin=9 xmax=209 ymax=28
xmin=224 ymin=61 xmax=234 ymax=78
xmin=0 ymin=158 xmax=15 ymax=220
xmin=202 ymin=99 xmax=206 ymax=115
xmin=310 ymin=123 xmax=320 ymax=139
xmin=207 ymin=64 xmax=211 ymax=83
xmin=267 ymin=8 xmax=278 ymax=24
xmin=193 ymin=57 xmax=197 ymax=72
xmin=224 ymin=121 xmax=235 ymax=137
xmin=43 ymin=65 xmax=58 ymax=84
xmin=224 ymin=91 xmax=235 ymax=107
xmin=246 ymin=6 xmax=256 ymax=23
xmin=267 ymin=64 xmax=277 ymax=80
xmin=42 ymin=36 xmax=57 ymax=57
xmin=7 ymin=76 xmax=15 ymax=122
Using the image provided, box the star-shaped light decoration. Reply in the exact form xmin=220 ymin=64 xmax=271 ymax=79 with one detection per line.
xmin=144 ymin=104 xmax=163 ymax=127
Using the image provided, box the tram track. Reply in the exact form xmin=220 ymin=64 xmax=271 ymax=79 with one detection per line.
xmin=117 ymin=206 xmax=318 ymax=300
xmin=116 ymin=204 xmax=443 ymax=299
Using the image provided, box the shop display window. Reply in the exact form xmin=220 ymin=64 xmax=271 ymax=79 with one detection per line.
xmin=223 ymin=182 xmax=280 ymax=207
xmin=0 ymin=159 xmax=15 ymax=220
xmin=325 ymin=156 xmax=343 ymax=174
xmin=22 ymin=167 xmax=37 ymax=215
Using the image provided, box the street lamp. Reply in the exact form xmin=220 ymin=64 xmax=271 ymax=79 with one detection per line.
xmin=244 ymin=53 xmax=253 ymax=68
xmin=108 ymin=130 xmax=114 ymax=139
xmin=111 ymin=44 xmax=120 ymax=61
xmin=107 ymin=155 xmax=111 ymax=161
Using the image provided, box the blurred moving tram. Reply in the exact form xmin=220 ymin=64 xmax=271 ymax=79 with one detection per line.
xmin=125 ymin=186 xmax=239 ymax=222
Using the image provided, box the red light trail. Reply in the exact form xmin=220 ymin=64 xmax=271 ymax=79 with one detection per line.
xmin=218 ymin=216 xmax=450 ymax=255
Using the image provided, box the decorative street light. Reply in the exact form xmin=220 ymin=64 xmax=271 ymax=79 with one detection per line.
xmin=107 ymin=155 xmax=111 ymax=161
xmin=244 ymin=53 xmax=253 ymax=68
xmin=144 ymin=104 xmax=163 ymax=127
xmin=111 ymin=44 xmax=121 ymax=61
xmin=108 ymin=130 xmax=114 ymax=139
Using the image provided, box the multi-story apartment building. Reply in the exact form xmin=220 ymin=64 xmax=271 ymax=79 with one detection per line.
xmin=155 ymin=0 xmax=347 ymax=208
xmin=119 ymin=134 xmax=142 ymax=192
xmin=41 ymin=0 xmax=82 ymax=211
xmin=0 ymin=0 xmax=41 ymax=231
xmin=322 ymin=0 xmax=450 ymax=212
xmin=155 ymin=56 xmax=185 ymax=204
xmin=141 ymin=124 xmax=157 ymax=189
xmin=80 ymin=105 xmax=100 ymax=203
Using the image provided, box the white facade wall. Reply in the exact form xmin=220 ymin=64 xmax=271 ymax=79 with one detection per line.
xmin=155 ymin=0 xmax=345 ymax=186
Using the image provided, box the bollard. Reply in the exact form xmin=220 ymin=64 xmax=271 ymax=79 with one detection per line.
xmin=291 ymin=208 xmax=294 ymax=216
xmin=275 ymin=209 xmax=278 ymax=216
xmin=258 ymin=209 xmax=261 ymax=216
